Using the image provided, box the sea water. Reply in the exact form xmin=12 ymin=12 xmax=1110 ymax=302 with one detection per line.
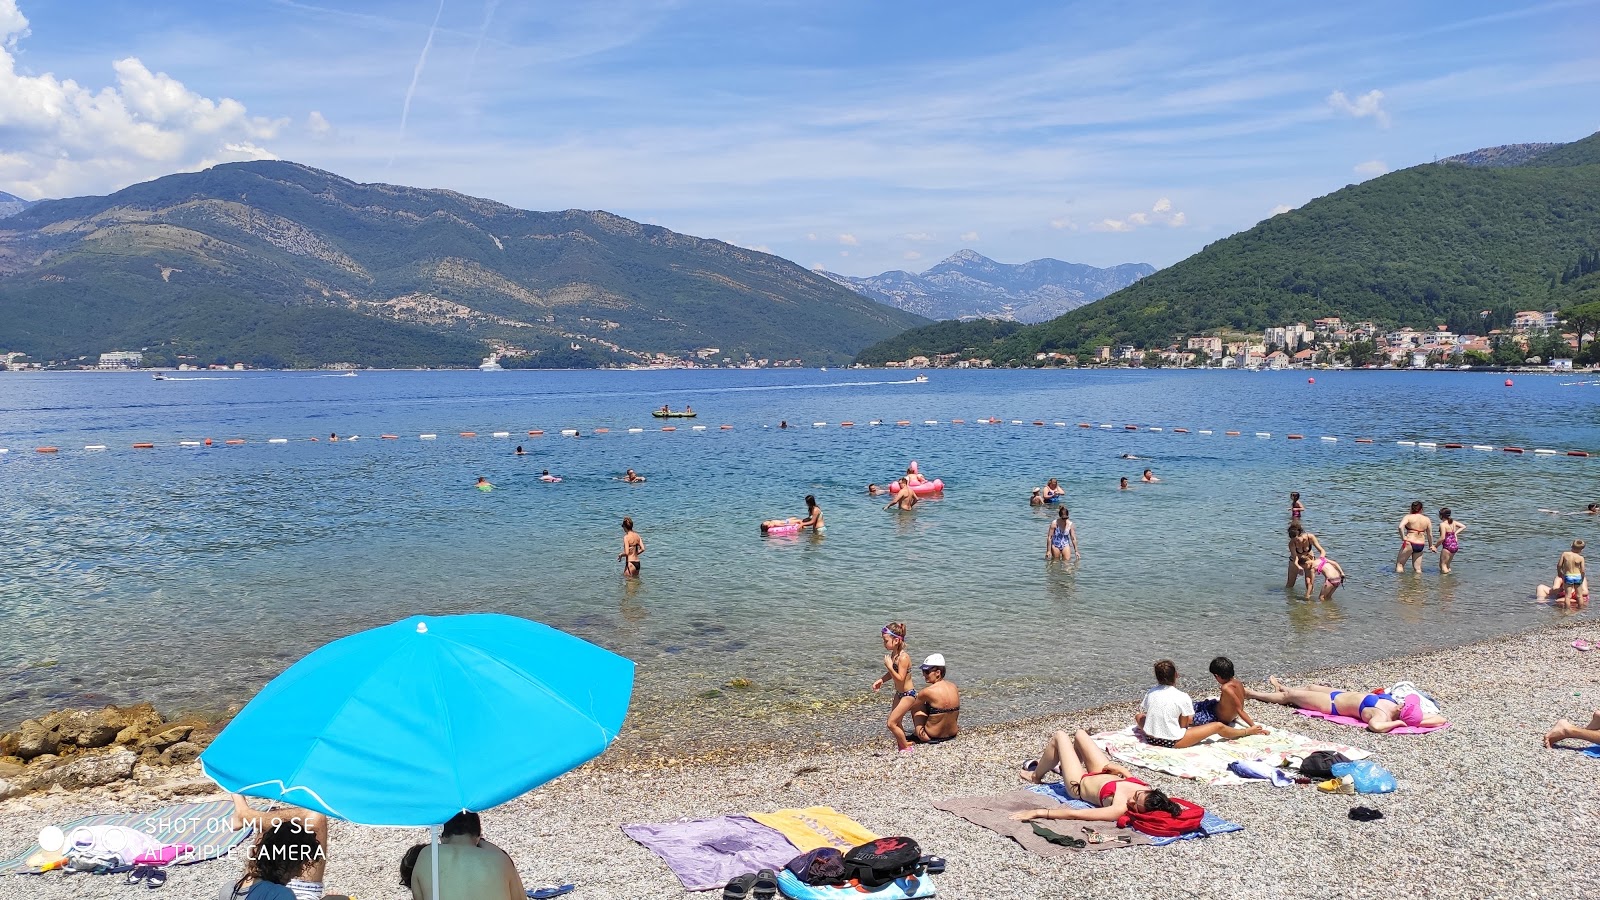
xmin=0 ymin=369 xmax=1595 ymax=746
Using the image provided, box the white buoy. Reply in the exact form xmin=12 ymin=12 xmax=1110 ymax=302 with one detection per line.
xmin=492 ymin=431 xmax=510 ymax=438
xmin=560 ymin=429 xmax=578 ymax=436
xmin=1198 ymin=430 xmax=1213 ymax=435
xmin=628 ymin=427 xmax=644 ymax=433
xmin=1418 ymin=442 xmax=1438 ymax=449
xmin=84 ymin=445 xmax=107 ymax=451
xmin=1535 ymin=449 xmax=1559 ymax=455
xmin=1255 ymin=432 xmax=1271 ymax=438
xmin=268 ymin=438 xmax=289 ymax=444
xmin=869 ymin=420 xmax=883 ymax=426
xmin=813 ymin=422 xmax=827 ymax=427
xmin=420 ymin=434 xmax=438 ymax=440
xmin=1099 ymin=424 xmax=1113 ymax=430
xmin=1149 ymin=427 xmax=1162 ymax=432
xmin=1472 ymin=445 xmax=1495 ymax=451
xmin=1397 ymin=440 xmax=1416 ymax=446
xmin=1321 ymin=436 xmax=1337 ymax=442
xmin=924 ymin=420 xmax=938 ymax=425
xmin=692 ymin=425 xmax=706 ymax=431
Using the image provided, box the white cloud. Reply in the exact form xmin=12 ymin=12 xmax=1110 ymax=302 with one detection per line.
xmin=307 ymin=110 xmax=332 ymax=136
xmin=1353 ymin=159 xmax=1389 ymax=177
xmin=1049 ymin=217 xmax=1077 ymax=230
xmin=1092 ymin=197 xmax=1186 ymax=232
xmin=903 ymin=231 xmax=935 ymax=242
xmin=806 ymin=233 xmax=817 ymax=241
xmin=903 ymin=250 xmax=923 ymax=261
xmin=837 ymin=233 xmax=859 ymax=246
xmin=1327 ymin=89 xmax=1390 ymax=127
xmin=960 ymin=231 xmax=979 ymax=241
xmin=1269 ymin=203 xmax=1296 ymax=216
xmin=0 ymin=1 xmax=288 ymax=198
xmin=0 ymin=0 xmax=28 ymax=47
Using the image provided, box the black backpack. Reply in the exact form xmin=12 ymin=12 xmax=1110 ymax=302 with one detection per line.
xmin=842 ymin=837 xmax=922 ymax=887
xmin=1300 ymin=751 xmax=1351 ymax=780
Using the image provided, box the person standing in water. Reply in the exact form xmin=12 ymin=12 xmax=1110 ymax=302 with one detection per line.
xmin=885 ymin=478 xmax=918 ymax=511
xmin=1286 ymin=522 xmax=1326 ymax=592
xmin=870 ymin=622 xmax=916 ymax=753
xmin=1437 ymin=508 xmax=1466 ymax=574
xmin=1396 ymin=501 xmax=1434 ymax=573
xmin=1289 ymin=492 xmax=1304 ymax=521
xmin=798 ymin=494 xmax=824 ymax=533
xmin=1046 ymin=507 xmax=1077 ymax=560
xmin=618 ymin=517 xmax=645 ymax=577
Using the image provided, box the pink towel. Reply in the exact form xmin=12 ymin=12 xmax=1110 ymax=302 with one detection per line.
xmin=1294 ymin=709 xmax=1448 ymax=735
xmin=133 ymin=844 xmax=194 ymax=866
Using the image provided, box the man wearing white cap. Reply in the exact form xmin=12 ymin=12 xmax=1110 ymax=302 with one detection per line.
xmin=910 ymin=654 xmax=961 ymax=744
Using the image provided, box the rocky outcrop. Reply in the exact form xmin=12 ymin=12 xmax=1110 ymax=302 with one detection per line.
xmin=0 ymin=703 xmax=222 ymax=799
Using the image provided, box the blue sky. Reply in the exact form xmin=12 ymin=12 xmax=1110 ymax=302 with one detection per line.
xmin=1 ymin=0 xmax=1597 ymax=275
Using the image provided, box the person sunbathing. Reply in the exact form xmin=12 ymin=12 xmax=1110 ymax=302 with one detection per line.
xmin=1136 ymin=659 xmax=1265 ymax=747
xmin=1012 ymin=729 xmax=1184 ymax=823
xmin=409 ymin=811 xmax=525 ymax=900
xmin=1245 ymin=676 xmax=1446 ymax=732
xmin=911 ymin=654 xmax=960 ymax=743
xmin=1544 ymin=710 xmax=1600 ymax=749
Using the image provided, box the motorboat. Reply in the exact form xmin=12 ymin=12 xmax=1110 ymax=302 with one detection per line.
xmin=479 ymin=355 xmax=503 ymax=372
xmin=652 ymin=409 xmax=697 ymax=418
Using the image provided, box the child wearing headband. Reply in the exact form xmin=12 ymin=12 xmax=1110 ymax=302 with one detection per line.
xmin=871 ymin=622 xmax=917 ymax=752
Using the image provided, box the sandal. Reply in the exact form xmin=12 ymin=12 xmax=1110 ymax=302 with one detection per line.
xmin=145 ymin=868 xmax=168 ymax=889
xmin=1574 ymin=639 xmax=1594 ymax=652
xmin=125 ymin=866 xmax=153 ymax=886
xmin=917 ymin=855 xmax=946 ymax=875
xmin=723 ymin=873 xmax=757 ymax=900
xmin=752 ymin=868 xmax=778 ymax=900
xmin=528 ymin=886 xmax=575 ymax=899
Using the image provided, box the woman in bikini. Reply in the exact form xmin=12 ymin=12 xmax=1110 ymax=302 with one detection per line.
xmin=1436 ymin=508 xmax=1465 ymax=574
xmin=1285 ymin=522 xmax=1326 ymax=593
xmin=1012 ymin=730 xmax=1183 ymax=823
xmin=870 ymin=622 xmax=918 ymax=752
xmin=910 ymin=654 xmax=960 ymax=743
xmin=1045 ymin=507 xmax=1076 ymax=560
xmin=1244 ymin=677 xmax=1447 ymax=732
xmin=1396 ymin=501 xmax=1433 ymax=573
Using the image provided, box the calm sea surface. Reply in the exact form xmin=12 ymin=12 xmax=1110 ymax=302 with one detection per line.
xmin=1 ymin=368 xmax=1597 ymax=746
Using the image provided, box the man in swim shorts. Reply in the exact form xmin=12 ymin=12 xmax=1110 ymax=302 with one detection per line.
xmin=1136 ymin=660 xmax=1265 ymax=748
xmin=618 ymin=517 xmax=644 ymax=576
xmin=910 ymin=654 xmax=960 ymax=743
xmin=1190 ymin=657 xmax=1261 ymax=729
xmin=1396 ymin=501 xmax=1433 ymax=573
xmin=1556 ymin=540 xmax=1587 ymax=606
xmin=884 ymin=478 xmax=918 ymax=511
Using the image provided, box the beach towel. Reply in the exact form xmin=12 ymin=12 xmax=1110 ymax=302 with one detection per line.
xmin=0 ymin=799 xmax=250 ymax=876
xmin=775 ymin=868 xmax=936 ymax=900
xmin=747 ymin=806 xmax=878 ymax=853
xmin=931 ymin=792 xmax=1154 ymax=855
xmin=1094 ymin=726 xmax=1371 ymax=785
xmin=1023 ymin=784 xmax=1245 ymax=847
xmin=1578 ymin=745 xmax=1600 ymax=759
xmin=621 ymin=816 xmax=802 ymax=892
xmin=1294 ymin=708 xmax=1450 ymax=735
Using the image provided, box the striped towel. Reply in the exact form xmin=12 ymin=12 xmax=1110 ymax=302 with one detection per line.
xmin=1 ymin=799 xmax=251 ymax=876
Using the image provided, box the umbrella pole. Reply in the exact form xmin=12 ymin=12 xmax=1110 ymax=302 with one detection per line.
xmin=431 ymin=824 xmax=441 ymax=900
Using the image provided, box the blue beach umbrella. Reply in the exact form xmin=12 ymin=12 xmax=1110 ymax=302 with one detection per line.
xmin=200 ymin=613 xmax=633 ymax=895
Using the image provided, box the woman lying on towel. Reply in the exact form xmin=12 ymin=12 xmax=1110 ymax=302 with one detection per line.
xmin=1244 ymin=676 xmax=1446 ymax=733
xmin=1010 ymin=729 xmax=1184 ymax=823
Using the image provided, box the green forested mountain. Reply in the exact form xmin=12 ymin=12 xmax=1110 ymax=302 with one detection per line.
xmin=0 ymin=162 xmax=926 ymax=368
xmin=856 ymin=130 xmax=1600 ymax=366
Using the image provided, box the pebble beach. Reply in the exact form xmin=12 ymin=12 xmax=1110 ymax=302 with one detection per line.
xmin=3 ymin=622 xmax=1598 ymax=900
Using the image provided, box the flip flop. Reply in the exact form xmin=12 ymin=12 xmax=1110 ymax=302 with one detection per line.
xmin=528 ymin=886 xmax=575 ymax=899
xmin=917 ymin=855 xmax=946 ymax=875
xmin=145 ymin=868 xmax=167 ymax=889
xmin=752 ymin=868 xmax=778 ymax=900
xmin=125 ymin=866 xmax=153 ymax=886
xmin=1573 ymin=639 xmax=1594 ymax=651
xmin=723 ymin=873 xmax=757 ymax=900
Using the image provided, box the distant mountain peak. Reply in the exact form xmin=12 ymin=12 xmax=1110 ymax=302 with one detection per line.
xmin=0 ymin=190 xmax=38 ymax=219
xmin=822 ymin=253 xmax=1155 ymax=323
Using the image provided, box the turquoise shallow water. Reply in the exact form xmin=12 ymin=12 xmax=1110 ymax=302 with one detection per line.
xmin=0 ymin=368 xmax=1596 ymax=744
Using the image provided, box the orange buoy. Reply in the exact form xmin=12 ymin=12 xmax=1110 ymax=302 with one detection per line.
xmin=1569 ymin=450 xmax=1591 ymax=457
xmin=1077 ymin=423 xmax=1092 ymax=428
xmin=1033 ymin=421 xmax=1045 ymax=426
xmin=840 ymin=421 xmax=855 ymax=427
xmin=381 ymin=434 xmax=399 ymax=440
xmin=132 ymin=442 xmax=155 ymax=449
xmin=460 ymin=432 xmax=476 ymax=438
xmin=1174 ymin=428 xmax=1190 ymax=434
xmin=225 ymin=439 xmax=247 ymax=445
xmin=720 ymin=424 xmax=733 ymax=430
xmin=1287 ymin=434 xmax=1304 ymax=440
xmin=896 ymin=420 xmax=911 ymax=426
xmin=661 ymin=426 xmax=677 ymax=432
xmin=527 ymin=430 xmax=544 ymax=436
xmin=1503 ymin=446 xmax=1524 ymax=453
xmin=1442 ymin=443 xmax=1463 ymax=449
xmin=35 ymin=446 xmax=59 ymax=453
xmin=203 ymin=438 xmax=213 ymax=446
xmin=1225 ymin=431 xmax=1241 ymax=436
xmin=951 ymin=419 xmax=965 ymax=425
xmin=1355 ymin=438 xmax=1374 ymax=444
xmin=1124 ymin=425 xmax=1138 ymax=431
xmin=1504 ymin=379 xmax=1514 ymax=387
xmin=594 ymin=428 xmax=610 ymax=434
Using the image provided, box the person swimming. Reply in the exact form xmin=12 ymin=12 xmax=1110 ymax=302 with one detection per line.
xmin=622 ymin=469 xmax=647 ymax=483
xmin=1142 ymin=469 xmax=1160 ymax=483
xmin=515 ymin=445 xmax=526 ymax=456
xmin=540 ymin=470 xmax=560 ymax=482
xmin=475 ymin=476 xmax=493 ymax=491
xmin=1119 ymin=477 xmax=1130 ymax=490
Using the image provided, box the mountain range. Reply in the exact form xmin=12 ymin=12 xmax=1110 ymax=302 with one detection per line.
xmin=0 ymin=191 xmax=36 ymax=218
xmin=821 ymin=250 xmax=1153 ymax=323
xmin=857 ymin=129 xmax=1600 ymax=366
xmin=0 ymin=162 xmax=926 ymax=368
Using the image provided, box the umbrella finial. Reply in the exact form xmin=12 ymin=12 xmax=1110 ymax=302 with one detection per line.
xmin=417 ymin=621 xmax=428 ymax=634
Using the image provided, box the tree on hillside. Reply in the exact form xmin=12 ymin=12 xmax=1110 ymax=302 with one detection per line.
xmin=1563 ymin=300 xmax=1600 ymax=357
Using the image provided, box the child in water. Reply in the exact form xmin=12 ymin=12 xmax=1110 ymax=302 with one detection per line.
xmin=1289 ymin=492 xmax=1304 ymax=521
xmin=871 ymin=622 xmax=917 ymax=752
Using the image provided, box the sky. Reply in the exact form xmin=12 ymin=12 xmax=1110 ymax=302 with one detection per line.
xmin=1 ymin=0 xmax=1597 ymax=275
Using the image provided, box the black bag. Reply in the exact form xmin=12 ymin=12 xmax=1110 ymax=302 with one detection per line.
xmin=785 ymin=847 xmax=846 ymax=885
xmin=1300 ymin=751 xmax=1351 ymax=780
xmin=842 ymin=837 xmax=922 ymax=887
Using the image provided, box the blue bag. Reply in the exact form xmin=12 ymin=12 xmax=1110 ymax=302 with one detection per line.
xmin=1332 ymin=760 xmax=1397 ymax=794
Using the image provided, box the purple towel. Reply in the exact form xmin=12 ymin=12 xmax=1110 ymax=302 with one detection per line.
xmin=622 ymin=816 xmax=800 ymax=891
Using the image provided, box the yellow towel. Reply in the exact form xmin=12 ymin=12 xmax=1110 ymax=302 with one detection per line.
xmin=747 ymin=806 xmax=878 ymax=852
